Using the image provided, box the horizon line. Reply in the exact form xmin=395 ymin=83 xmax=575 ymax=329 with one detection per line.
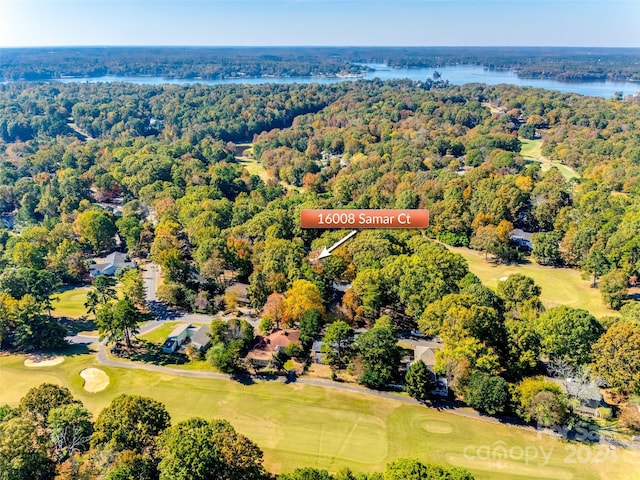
xmin=1 ymin=45 xmax=640 ymax=50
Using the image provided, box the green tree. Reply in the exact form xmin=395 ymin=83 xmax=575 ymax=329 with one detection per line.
xmin=105 ymin=451 xmax=159 ymax=480
xmin=74 ymin=209 xmax=117 ymax=252
xmin=207 ymin=339 xmax=244 ymax=374
xmin=405 ymin=361 xmax=435 ymax=402
xmin=504 ymin=318 xmax=541 ymax=378
xmin=599 ymin=268 xmax=628 ymax=310
xmin=116 ymin=215 xmax=144 ymax=254
xmin=536 ymin=306 xmax=603 ymax=366
xmin=0 ymin=267 xmax=59 ymax=307
xmin=0 ymin=405 xmax=19 ymax=423
xmin=0 ymin=417 xmax=56 ymax=480
xmin=582 ymin=248 xmax=610 ymax=288
xmin=384 ymin=458 xmax=474 ymax=480
xmin=354 ymin=325 xmax=401 ymax=389
xmin=497 ymin=274 xmax=541 ymax=312
xmin=463 ymin=372 xmax=510 ymax=415
xmin=47 ymin=404 xmax=93 ymax=461
xmin=120 ymin=268 xmax=146 ymax=307
xmin=591 ymin=322 xmax=640 ymax=394
xmin=280 ymin=468 xmax=334 ymax=480
xmin=321 ymin=320 xmax=354 ymax=369
xmin=87 ymin=275 xmax=117 ymax=309
xmin=19 ymin=383 xmax=79 ymax=426
xmin=95 ymin=299 xmax=143 ymax=348
xmin=95 ymin=304 xmax=123 ymax=346
xmin=299 ymin=308 xmax=323 ymax=345
xmin=13 ymin=295 xmax=67 ymax=351
xmin=514 ymin=377 xmax=569 ymax=427
xmin=157 ymin=417 xmax=267 ymax=480
xmin=91 ymin=394 xmax=170 ymax=453
xmin=532 ymin=232 xmax=562 ymax=266
xmin=258 ymin=317 xmax=274 ymax=335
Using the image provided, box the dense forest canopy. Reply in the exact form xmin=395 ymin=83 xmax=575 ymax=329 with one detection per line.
xmin=1 ymin=61 xmax=640 ymax=479
xmin=1 ymin=46 xmax=640 ymax=82
xmin=0 ymin=78 xmax=638 ymax=332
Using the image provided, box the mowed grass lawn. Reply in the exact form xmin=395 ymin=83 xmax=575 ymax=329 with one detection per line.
xmin=51 ymin=284 xmax=124 ymax=319
xmin=138 ymin=322 xmax=180 ymax=344
xmin=448 ymin=246 xmax=617 ymax=319
xmin=236 ymin=156 xmax=305 ymax=193
xmin=51 ymin=286 xmax=92 ymax=318
xmin=520 ymin=139 xmax=579 ymax=181
xmin=1 ymin=353 xmax=638 ymax=480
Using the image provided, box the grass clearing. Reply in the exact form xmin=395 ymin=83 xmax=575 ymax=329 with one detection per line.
xmin=448 ymin=246 xmax=617 ymax=319
xmin=52 ymin=284 xmax=124 ymax=320
xmin=520 ymin=139 xmax=579 ymax=181
xmin=138 ymin=322 xmax=180 ymax=344
xmin=237 ymin=156 xmax=268 ymax=178
xmin=1 ymin=353 xmax=638 ymax=479
xmin=52 ymin=286 xmax=92 ymax=319
xmin=237 ymin=155 xmax=305 ymax=193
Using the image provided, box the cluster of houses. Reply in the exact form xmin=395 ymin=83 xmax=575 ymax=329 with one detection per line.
xmin=158 ymin=318 xmax=450 ymax=396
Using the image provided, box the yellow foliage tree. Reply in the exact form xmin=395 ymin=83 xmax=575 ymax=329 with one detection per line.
xmin=280 ymin=280 xmax=325 ymax=327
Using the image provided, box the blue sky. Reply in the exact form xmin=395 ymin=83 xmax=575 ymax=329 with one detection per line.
xmin=1 ymin=0 xmax=639 ymax=47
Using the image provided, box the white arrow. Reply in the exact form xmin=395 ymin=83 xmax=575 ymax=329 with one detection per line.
xmin=317 ymin=230 xmax=358 ymax=259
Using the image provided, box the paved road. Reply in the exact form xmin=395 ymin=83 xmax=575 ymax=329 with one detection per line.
xmin=92 ymin=345 xmax=640 ymax=450
xmin=143 ymin=262 xmax=159 ymax=302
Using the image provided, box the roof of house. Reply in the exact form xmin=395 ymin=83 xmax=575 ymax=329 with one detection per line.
xmin=167 ymin=323 xmax=191 ymax=339
xmin=247 ymin=329 xmax=301 ymax=362
xmin=188 ymin=325 xmax=211 ymax=348
xmin=90 ymin=251 xmax=136 ymax=275
xmin=414 ymin=339 xmax=442 ymax=369
xmin=509 ymin=228 xmax=534 ymax=242
xmin=104 ymin=251 xmax=133 ymax=267
xmin=225 ymin=283 xmax=249 ymax=302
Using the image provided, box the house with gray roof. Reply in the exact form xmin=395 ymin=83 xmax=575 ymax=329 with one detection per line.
xmin=90 ymin=252 xmax=136 ymax=277
xmin=161 ymin=323 xmax=212 ymax=354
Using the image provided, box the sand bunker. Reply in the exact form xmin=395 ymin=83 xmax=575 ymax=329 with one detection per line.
xmin=24 ymin=355 xmax=65 ymax=367
xmin=80 ymin=368 xmax=110 ymax=392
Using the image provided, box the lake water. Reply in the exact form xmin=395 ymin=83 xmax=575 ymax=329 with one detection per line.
xmin=52 ymin=63 xmax=640 ymax=99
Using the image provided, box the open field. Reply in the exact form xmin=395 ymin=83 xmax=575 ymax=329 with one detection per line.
xmin=236 ymin=154 xmax=304 ymax=193
xmin=52 ymin=284 xmax=124 ymax=319
xmin=1 ymin=352 xmax=638 ymax=480
xmin=51 ymin=287 xmax=93 ymax=318
xmin=448 ymin=246 xmax=620 ymax=319
xmin=520 ymin=139 xmax=579 ymax=181
xmin=51 ymin=286 xmax=92 ymax=318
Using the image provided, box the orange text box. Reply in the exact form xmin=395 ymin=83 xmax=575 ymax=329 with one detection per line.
xmin=301 ymin=209 xmax=429 ymax=229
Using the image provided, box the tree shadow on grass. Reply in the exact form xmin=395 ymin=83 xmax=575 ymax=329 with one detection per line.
xmin=230 ymin=373 xmax=255 ymax=385
xmin=116 ymin=340 xmax=189 ymax=366
xmin=60 ymin=316 xmax=98 ymax=335
xmin=43 ymin=343 xmax=92 ymax=357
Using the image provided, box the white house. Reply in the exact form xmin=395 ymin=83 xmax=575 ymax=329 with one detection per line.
xmin=161 ymin=323 xmax=211 ymax=354
xmin=162 ymin=323 xmax=191 ymax=353
xmin=89 ymin=252 xmax=136 ymax=277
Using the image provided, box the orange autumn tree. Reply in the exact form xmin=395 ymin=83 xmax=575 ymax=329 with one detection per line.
xmin=262 ymin=293 xmax=284 ymax=328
